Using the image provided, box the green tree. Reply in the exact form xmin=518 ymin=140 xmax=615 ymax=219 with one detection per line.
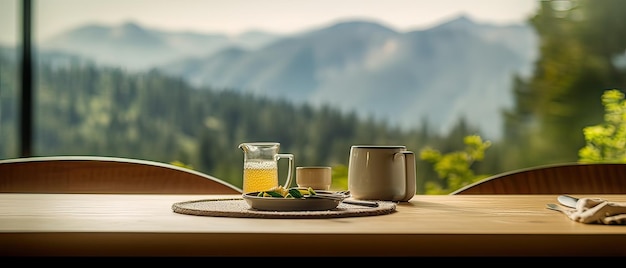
xmin=502 ymin=0 xmax=626 ymax=170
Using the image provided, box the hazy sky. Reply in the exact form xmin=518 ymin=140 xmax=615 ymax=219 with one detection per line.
xmin=1 ymin=0 xmax=539 ymax=45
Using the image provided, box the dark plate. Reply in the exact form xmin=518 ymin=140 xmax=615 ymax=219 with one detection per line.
xmin=242 ymin=190 xmax=345 ymax=211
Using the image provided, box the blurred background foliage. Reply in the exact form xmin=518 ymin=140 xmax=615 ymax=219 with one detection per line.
xmin=1 ymin=0 xmax=625 ymax=193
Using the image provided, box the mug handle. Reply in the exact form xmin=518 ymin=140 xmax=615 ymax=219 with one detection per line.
xmin=276 ymin=153 xmax=294 ymax=188
xmin=397 ymin=151 xmax=416 ymax=201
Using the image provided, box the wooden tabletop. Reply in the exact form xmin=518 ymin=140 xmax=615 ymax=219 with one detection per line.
xmin=1 ymin=193 xmax=625 ymax=257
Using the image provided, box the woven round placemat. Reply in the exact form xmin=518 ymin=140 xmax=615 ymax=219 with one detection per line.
xmin=172 ymin=198 xmax=397 ymax=219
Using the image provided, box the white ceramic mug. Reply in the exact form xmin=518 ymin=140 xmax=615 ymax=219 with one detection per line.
xmin=348 ymin=145 xmax=416 ymax=202
xmin=296 ymin=166 xmax=332 ymax=190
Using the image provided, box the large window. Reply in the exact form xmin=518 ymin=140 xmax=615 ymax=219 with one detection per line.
xmin=4 ymin=1 xmax=625 ymax=194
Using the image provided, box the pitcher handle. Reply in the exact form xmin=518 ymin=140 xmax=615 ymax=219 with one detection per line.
xmin=399 ymin=151 xmax=416 ymax=202
xmin=276 ymin=153 xmax=294 ymax=188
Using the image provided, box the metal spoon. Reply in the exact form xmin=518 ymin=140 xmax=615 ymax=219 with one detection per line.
xmin=557 ymin=195 xmax=579 ymax=208
xmin=305 ymin=193 xmax=379 ymax=207
xmin=341 ymin=199 xmax=379 ymax=207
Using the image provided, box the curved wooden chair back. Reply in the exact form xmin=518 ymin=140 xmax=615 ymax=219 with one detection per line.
xmin=451 ymin=162 xmax=626 ymax=195
xmin=0 ymin=156 xmax=242 ymax=194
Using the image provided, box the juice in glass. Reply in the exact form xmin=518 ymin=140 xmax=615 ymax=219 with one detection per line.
xmin=243 ymin=160 xmax=278 ymax=193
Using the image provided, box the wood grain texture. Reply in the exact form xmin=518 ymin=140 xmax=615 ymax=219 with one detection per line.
xmin=451 ymin=162 xmax=626 ymax=195
xmin=0 ymin=156 xmax=242 ymax=194
xmin=0 ymin=194 xmax=625 ymax=256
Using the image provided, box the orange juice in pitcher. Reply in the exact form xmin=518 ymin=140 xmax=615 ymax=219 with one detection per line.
xmin=238 ymin=142 xmax=294 ymax=194
xmin=243 ymin=160 xmax=278 ymax=193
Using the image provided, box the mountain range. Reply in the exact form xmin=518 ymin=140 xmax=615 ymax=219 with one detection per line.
xmin=39 ymin=16 xmax=538 ymax=139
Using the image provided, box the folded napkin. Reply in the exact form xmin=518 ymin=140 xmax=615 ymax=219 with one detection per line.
xmin=562 ymin=198 xmax=626 ymax=225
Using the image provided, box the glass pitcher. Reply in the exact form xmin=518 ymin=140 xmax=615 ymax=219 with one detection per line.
xmin=238 ymin=142 xmax=294 ymax=193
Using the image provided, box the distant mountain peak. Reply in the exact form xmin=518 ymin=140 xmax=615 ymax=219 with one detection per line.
xmin=119 ymin=21 xmax=143 ymax=30
xmin=236 ymin=29 xmax=276 ymax=37
xmin=434 ymin=14 xmax=477 ymax=30
xmin=451 ymin=14 xmax=474 ymax=24
xmin=112 ymin=21 xmax=149 ymax=37
xmin=306 ymin=19 xmax=397 ymax=38
xmin=327 ymin=19 xmax=394 ymax=32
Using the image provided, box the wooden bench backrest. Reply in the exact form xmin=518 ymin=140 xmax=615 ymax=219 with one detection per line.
xmin=0 ymin=156 xmax=242 ymax=194
xmin=451 ymin=162 xmax=626 ymax=195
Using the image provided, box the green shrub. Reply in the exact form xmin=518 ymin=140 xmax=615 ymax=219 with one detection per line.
xmin=579 ymin=89 xmax=626 ymax=163
xmin=420 ymin=135 xmax=491 ymax=194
